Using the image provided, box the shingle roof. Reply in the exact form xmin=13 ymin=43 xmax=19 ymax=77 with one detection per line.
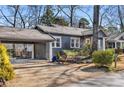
xmin=36 ymin=25 xmax=92 ymax=36
xmin=0 ymin=26 xmax=54 ymax=43
xmin=106 ymin=32 xmax=123 ymax=42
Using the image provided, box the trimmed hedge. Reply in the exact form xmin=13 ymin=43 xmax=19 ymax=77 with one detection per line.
xmin=92 ymin=49 xmax=115 ymax=67
xmin=0 ymin=44 xmax=15 ymax=80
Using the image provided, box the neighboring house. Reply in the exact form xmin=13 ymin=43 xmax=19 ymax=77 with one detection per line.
xmin=106 ymin=32 xmax=124 ymax=49
xmin=0 ymin=25 xmax=107 ymax=61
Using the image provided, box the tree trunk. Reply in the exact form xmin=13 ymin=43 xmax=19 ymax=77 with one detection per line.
xmin=92 ymin=5 xmax=100 ymax=52
xmin=70 ymin=6 xmax=73 ymax=27
xmin=118 ymin=5 xmax=124 ymax=32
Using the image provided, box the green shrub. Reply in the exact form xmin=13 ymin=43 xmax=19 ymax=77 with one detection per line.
xmin=0 ymin=44 xmax=15 ymax=80
xmin=63 ymin=50 xmax=78 ymax=57
xmin=92 ymin=49 xmax=115 ymax=68
xmin=80 ymin=44 xmax=92 ymax=56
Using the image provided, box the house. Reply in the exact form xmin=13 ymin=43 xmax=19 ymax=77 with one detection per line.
xmin=35 ymin=25 xmax=107 ymax=60
xmin=0 ymin=25 xmax=107 ymax=61
xmin=106 ymin=31 xmax=124 ymax=49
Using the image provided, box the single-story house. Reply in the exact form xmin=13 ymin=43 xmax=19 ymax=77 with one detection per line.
xmin=106 ymin=31 xmax=124 ymax=49
xmin=35 ymin=25 xmax=107 ymax=60
xmin=0 ymin=25 xmax=108 ymax=61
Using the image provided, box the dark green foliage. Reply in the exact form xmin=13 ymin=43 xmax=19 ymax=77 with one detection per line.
xmin=53 ymin=17 xmax=69 ymax=26
xmin=80 ymin=44 xmax=92 ymax=56
xmin=79 ymin=18 xmax=90 ymax=28
xmin=41 ymin=6 xmax=55 ymax=26
xmin=92 ymin=49 xmax=115 ymax=67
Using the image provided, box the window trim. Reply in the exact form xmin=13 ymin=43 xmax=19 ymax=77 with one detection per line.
xmin=70 ymin=37 xmax=80 ymax=48
xmin=52 ymin=36 xmax=62 ymax=48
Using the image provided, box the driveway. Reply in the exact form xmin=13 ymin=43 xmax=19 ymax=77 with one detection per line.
xmin=6 ymin=58 xmax=124 ymax=87
xmin=6 ymin=62 xmax=104 ymax=87
xmin=68 ymin=71 xmax=124 ymax=87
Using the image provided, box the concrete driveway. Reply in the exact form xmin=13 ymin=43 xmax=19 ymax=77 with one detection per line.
xmin=68 ymin=71 xmax=124 ymax=87
xmin=6 ymin=62 xmax=104 ymax=87
xmin=6 ymin=56 xmax=124 ymax=87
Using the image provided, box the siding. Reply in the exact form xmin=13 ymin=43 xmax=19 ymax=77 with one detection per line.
xmin=52 ymin=35 xmax=81 ymax=56
xmin=34 ymin=43 xmax=47 ymax=59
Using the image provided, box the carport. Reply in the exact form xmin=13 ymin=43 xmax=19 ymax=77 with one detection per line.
xmin=0 ymin=26 xmax=54 ymax=62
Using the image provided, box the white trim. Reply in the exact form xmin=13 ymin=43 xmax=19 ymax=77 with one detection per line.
xmin=32 ymin=44 xmax=34 ymax=59
xmin=52 ymin=36 xmax=62 ymax=48
xmin=70 ymin=37 xmax=80 ymax=48
xmin=115 ymin=42 xmax=117 ymax=49
xmin=49 ymin=42 xmax=53 ymax=61
xmin=103 ymin=37 xmax=105 ymax=50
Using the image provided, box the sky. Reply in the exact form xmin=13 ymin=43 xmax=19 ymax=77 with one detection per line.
xmin=0 ymin=5 xmax=94 ymax=27
xmin=0 ymin=5 xmax=121 ymax=29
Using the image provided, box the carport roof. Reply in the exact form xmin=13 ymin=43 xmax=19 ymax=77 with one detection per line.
xmin=0 ymin=26 xmax=54 ymax=43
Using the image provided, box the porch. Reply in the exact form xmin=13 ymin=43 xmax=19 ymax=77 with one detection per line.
xmin=108 ymin=40 xmax=124 ymax=49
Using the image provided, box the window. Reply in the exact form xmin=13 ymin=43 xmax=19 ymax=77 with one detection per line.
xmin=85 ymin=38 xmax=90 ymax=44
xmin=52 ymin=36 xmax=61 ymax=48
xmin=4 ymin=43 xmax=33 ymax=59
xmin=70 ymin=37 xmax=80 ymax=48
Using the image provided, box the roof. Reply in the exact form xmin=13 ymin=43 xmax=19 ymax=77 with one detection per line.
xmin=106 ymin=32 xmax=123 ymax=42
xmin=36 ymin=25 xmax=92 ymax=36
xmin=0 ymin=26 xmax=54 ymax=43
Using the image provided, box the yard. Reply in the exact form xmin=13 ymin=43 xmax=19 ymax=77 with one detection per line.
xmin=6 ymin=54 xmax=124 ymax=87
xmin=6 ymin=62 xmax=104 ymax=87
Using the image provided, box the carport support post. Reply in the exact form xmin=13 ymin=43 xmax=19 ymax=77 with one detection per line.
xmin=115 ymin=42 xmax=117 ymax=49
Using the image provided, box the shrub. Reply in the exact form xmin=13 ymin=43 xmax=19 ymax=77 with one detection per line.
xmin=80 ymin=44 xmax=92 ymax=56
xmin=0 ymin=44 xmax=15 ymax=80
xmin=63 ymin=50 xmax=78 ymax=57
xmin=92 ymin=49 xmax=115 ymax=68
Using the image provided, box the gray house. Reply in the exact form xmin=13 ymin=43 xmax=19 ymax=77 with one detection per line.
xmin=35 ymin=25 xmax=107 ymax=60
xmin=0 ymin=25 xmax=107 ymax=61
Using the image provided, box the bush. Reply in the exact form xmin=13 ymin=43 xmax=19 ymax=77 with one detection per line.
xmin=63 ymin=50 xmax=78 ymax=57
xmin=0 ymin=44 xmax=15 ymax=80
xmin=80 ymin=44 xmax=92 ymax=56
xmin=92 ymin=49 xmax=115 ymax=68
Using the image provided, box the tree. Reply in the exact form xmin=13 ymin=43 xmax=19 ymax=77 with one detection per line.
xmin=41 ymin=6 xmax=55 ymax=26
xmin=40 ymin=5 xmax=60 ymax=26
xmin=78 ymin=6 xmax=93 ymax=26
xmin=118 ymin=5 xmax=124 ymax=32
xmin=79 ymin=18 xmax=90 ymax=28
xmin=53 ymin=17 xmax=69 ymax=26
xmin=58 ymin=5 xmax=77 ymax=27
xmin=0 ymin=5 xmax=19 ymax=27
xmin=92 ymin=5 xmax=100 ymax=51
